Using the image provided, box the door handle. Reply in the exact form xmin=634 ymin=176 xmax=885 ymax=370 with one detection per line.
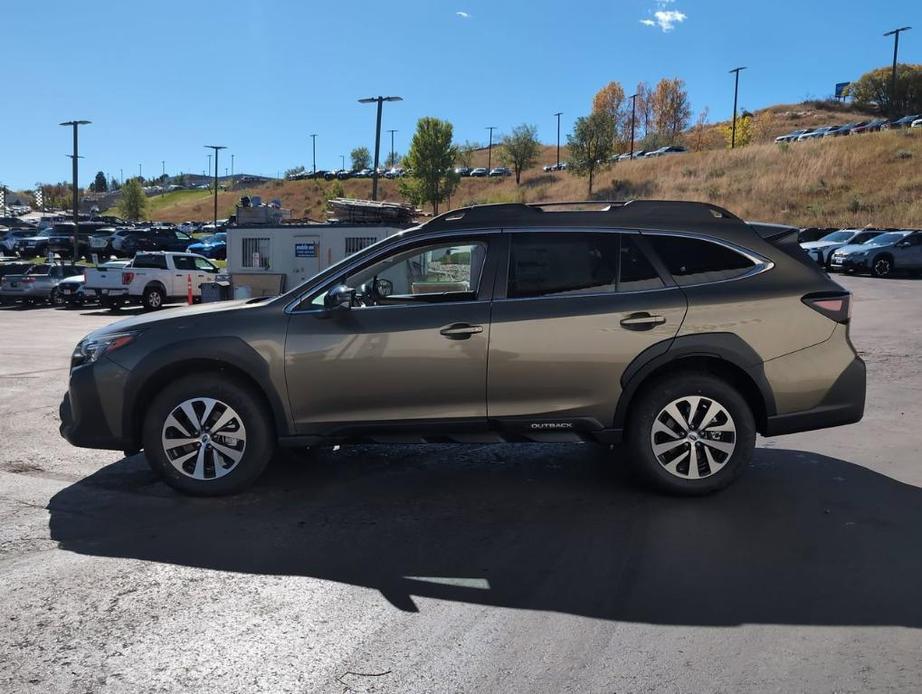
xmin=620 ymin=313 xmax=667 ymax=330
xmin=440 ymin=323 xmax=484 ymax=339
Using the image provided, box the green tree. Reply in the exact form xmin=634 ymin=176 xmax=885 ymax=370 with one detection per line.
xmin=93 ymin=171 xmax=108 ymax=193
xmin=501 ymin=123 xmax=541 ymax=184
xmin=118 ymin=178 xmax=147 ymax=220
xmin=109 ymin=177 xmax=120 ymax=191
xmin=847 ymin=64 xmax=922 ymax=116
xmin=351 ymin=147 xmax=371 ymax=171
xmin=385 ymin=150 xmax=401 ymax=168
xmin=399 ymin=117 xmax=458 ymax=214
xmin=566 ymin=112 xmax=616 ymax=196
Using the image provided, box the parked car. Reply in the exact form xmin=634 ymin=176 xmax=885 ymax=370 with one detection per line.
xmin=469 ymin=167 xmax=489 ymax=177
xmin=56 ymin=272 xmax=92 ymax=308
xmin=186 ymin=232 xmax=227 ymax=260
xmin=882 ymin=114 xmax=921 ymax=130
xmin=912 ymin=118 xmax=922 ymax=129
xmin=775 ymin=128 xmax=813 ymax=143
xmin=453 ymin=167 xmax=471 ymax=177
xmin=630 ymin=149 xmax=648 ymax=159
xmin=797 ymin=126 xmax=838 ymax=141
xmin=646 ymin=146 xmax=688 ymax=157
xmin=823 ymin=122 xmax=869 ymax=137
xmin=800 ymin=228 xmax=884 ymax=267
xmin=0 ymin=263 xmax=85 ymax=305
xmin=849 ymin=118 xmax=889 ymax=135
xmin=119 ymin=227 xmax=194 ymax=256
xmin=179 ymin=221 xmax=202 ymax=234
xmin=1 ymin=229 xmax=38 ymax=255
xmin=798 ymin=227 xmax=840 ymax=243
xmin=488 ymin=167 xmax=511 ymax=177
xmin=830 ymin=230 xmax=922 ymax=277
xmin=118 ymin=252 xmax=218 ymax=310
xmin=83 ymin=260 xmax=133 ymax=309
xmin=385 ymin=168 xmax=406 ymax=178
xmin=60 ymin=200 xmax=866 ymax=497
xmin=0 ymin=261 xmax=34 ymax=280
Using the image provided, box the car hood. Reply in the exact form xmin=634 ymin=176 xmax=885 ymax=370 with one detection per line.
xmin=835 ymin=243 xmax=887 ymax=256
xmin=801 ymin=240 xmax=849 ymax=250
xmin=85 ymin=298 xmax=272 ymax=340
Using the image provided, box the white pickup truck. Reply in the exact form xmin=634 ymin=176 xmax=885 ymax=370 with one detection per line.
xmin=84 ymin=251 xmax=219 ymax=310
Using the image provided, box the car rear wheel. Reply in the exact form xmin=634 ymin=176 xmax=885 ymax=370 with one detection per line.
xmin=142 ymin=285 xmax=165 ymax=311
xmin=626 ymin=372 xmax=755 ymax=495
xmin=871 ymin=255 xmax=893 ymax=278
xmin=142 ymin=374 xmax=274 ymax=496
xmin=49 ymin=288 xmax=63 ymax=307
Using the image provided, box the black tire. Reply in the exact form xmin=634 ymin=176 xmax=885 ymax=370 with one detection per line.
xmin=49 ymin=287 xmax=63 ymax=307
xmin=142 ymin=285 xmax=165 ymax=311
xmin=625 ymin=372 xmax=756 ymax=496
xmin=142 ymin=374 xmax=275 ymax=496
xmin=871 ymin=254 xmax=894 ymax=278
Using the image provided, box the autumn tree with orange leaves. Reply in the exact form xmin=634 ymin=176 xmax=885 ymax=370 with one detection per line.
xmin=650 ymin=77 xmax=692 ymax=145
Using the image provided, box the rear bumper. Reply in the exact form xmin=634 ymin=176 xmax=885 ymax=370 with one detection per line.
xmin=763 ymin=356 xmax=866 ymax=436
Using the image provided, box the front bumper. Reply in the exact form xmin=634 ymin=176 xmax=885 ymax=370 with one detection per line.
xmin=59 ymin=358 xmax=134 ymax=451
xmin=829 ymin=256 xmax=868 ymax=271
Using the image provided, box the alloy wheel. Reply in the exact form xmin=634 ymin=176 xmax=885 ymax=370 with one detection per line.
xmin=160 ymin=397 xmax=247 ymax=480
xmin=874 ymin=258 xmax=891 ymax=277
xmin=650 ymin=395 xmax=737 ymax=480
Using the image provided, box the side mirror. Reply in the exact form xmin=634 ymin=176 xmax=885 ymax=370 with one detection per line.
xmin=324 ymin=284 xmax=354 ymax=310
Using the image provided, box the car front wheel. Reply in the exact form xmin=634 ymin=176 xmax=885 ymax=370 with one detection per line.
xmin=871 ymin=255 xmax=893 ymax=278
xmin=626 ymin=372 xmax=755 ymax=495
xmin=142 ymin=374 xmax=274 ymax=496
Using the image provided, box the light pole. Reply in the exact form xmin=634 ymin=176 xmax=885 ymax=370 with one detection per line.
xmin=729 ymin=67 xmax=747 ymax=149
xmin=60 ymin=120 xmax=90 ymax=260
xmin=204 ymin=145 xmax=226 ymax=230
xmin=553 ymin=112 xmax=562 ymax=168
xmin=340 ymin=154 xmax=345 ymax=171
xmin=138 ymin=163 xmax=142 ymax=180
xmin=628 ymin=95 xmax=638 ymax=158
xmin=884 ymin=27 xmax=911 ymax=116
xmin=161 ymin=160 xmax=166 ymax=196
xmin=358 ymin=96 xmax=403 ymax=200
xmin=310 ymin=133 xmax=317 ymax=174
xmin=231 ymin=153 xmax=235 ymax=184
xmin=485 ymin=126 xmax=497 ymax=171
xmin=386 ymin=129 xmax=397 ymax=169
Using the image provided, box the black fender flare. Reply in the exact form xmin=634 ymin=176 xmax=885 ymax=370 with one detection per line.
xmin=119 ymin=336 xmax=291 ymax=449
xmin=613 ymin=333 xmax=776 ymax=430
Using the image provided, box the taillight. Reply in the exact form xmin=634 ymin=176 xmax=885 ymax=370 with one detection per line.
xmin=802 ymin=291 xmax=851 ymax=323
xmin=122 ymin=271 xmax=134 ymax=285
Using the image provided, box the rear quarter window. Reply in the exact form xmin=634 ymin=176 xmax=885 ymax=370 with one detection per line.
xmin=645 ymin=235 xmax=755 ymax=286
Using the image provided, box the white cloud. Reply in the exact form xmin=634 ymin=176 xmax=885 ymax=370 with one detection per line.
xmin=640 ymin=0 xmax=686 ymax=32
xmin=455 ymin=11 xmax=471 ymax=18
xmin=652 ymin=9 xmax=686 ymax=31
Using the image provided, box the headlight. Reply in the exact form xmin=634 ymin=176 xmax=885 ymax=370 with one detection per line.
xmin=71 ymin=331 xmax=137 ymax=368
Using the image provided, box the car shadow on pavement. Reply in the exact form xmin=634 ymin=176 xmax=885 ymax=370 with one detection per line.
xmin=47 ymin=444 xmax=922 ymax=627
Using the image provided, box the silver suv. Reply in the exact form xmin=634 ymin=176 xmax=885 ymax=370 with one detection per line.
xmin=60 ymin=201 xmax=866 ymax=497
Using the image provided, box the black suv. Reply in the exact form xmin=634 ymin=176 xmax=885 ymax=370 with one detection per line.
xmin=119 ymin=227 xmax=194 ymax=255
xmin=60 ymin=201 xmax=866 ymax=496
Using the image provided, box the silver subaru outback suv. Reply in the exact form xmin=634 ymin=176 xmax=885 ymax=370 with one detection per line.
xmin=60 ymin=201 xmax=866 ymax=497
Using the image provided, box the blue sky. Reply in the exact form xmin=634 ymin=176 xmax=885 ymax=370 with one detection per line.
xmin=2 ymin=0 xmax=919 ymax=189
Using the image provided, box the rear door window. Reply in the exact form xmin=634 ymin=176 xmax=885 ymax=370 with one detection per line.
xmin=173 ymin=256 xmax=196 ymax=271
xmin=133 ymin=254 xmax=167 ymax=269
xmin=645 ymin=235 xmax=754 ymax=286
xmin=506 ymin=233 xmax=664 ymax=299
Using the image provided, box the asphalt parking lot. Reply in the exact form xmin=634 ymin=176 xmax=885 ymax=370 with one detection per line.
xmin=1 ymin=275 xmax=922 ymax=693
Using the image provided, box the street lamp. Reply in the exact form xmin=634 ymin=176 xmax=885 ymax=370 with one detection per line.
xmin=204 ymin=145 xmax=226 ymax=230
xmin=628 ymin=95 xmax=638 ymax=158
xmin=884 ymin=27 xmax=912 ymax=116
xmin=485 ymin=126 xmax=497 ymax=171
xmin=358 ymin=96 xmax=403 ymax=200
xmin=386 ymin=129 xmax=398 ymax=169
xmin=553 ymin=113 xmax=563 ymax=169
xmin=729 ymin=67 xmax=747 ymax=149
xmin=310 ymin=133 xmax=318 ymax=174
xmin=59 ymin=120 xmax=91 ymax=260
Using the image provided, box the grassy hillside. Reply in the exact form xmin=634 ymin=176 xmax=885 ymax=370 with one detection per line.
xmin=143 ymin=127 xmax=920 ymax=229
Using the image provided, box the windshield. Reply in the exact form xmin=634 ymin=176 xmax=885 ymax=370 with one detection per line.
xmin=819 ymin=231 xmax=855 ymax=242
xmin=866 ymin=232 xmax=910 ymax=246
xmin=27 ymin=264 xmax=51 ymax=275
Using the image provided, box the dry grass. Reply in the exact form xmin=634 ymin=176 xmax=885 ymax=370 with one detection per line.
xmin=149 ymin=128 xmax=921 ymax=229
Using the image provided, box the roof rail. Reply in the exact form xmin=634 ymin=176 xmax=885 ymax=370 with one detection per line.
xmin=423 ymin=199 xmax=741 ymax=231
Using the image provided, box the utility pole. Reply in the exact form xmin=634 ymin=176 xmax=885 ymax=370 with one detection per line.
xmin=138 ymin=163 xmax=142 ymax=180
xmin=340 ymin=154 xmax=345 ymax=171
xmin=204 ymin=145 xmax=226 ymax=230
xmin=60 ymin=120 xmax=90 ymax=261
xmin=629 ymin=94 xmax=638 ymax=158
xmin=310 ymin=134 xmax=317 ymax=174
xmin=161 ymin=160 xmax=166 ymax=195
xmin=386 ymin=129 xmax=397 ymax=169
xmin=486 ymin=126 xmax=497 ymax=171
xmin=554 ymin=112 xmax=562 ymax=168
xmin=729 ymin=67 xmax=747 ymax=149
xmin=358 ymin=95 xmax=403 ymax=200
xmin=231 ymin=153 xmax=235 ymax=183
xmin=884 ymin=27 xmax=912 ymax=116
